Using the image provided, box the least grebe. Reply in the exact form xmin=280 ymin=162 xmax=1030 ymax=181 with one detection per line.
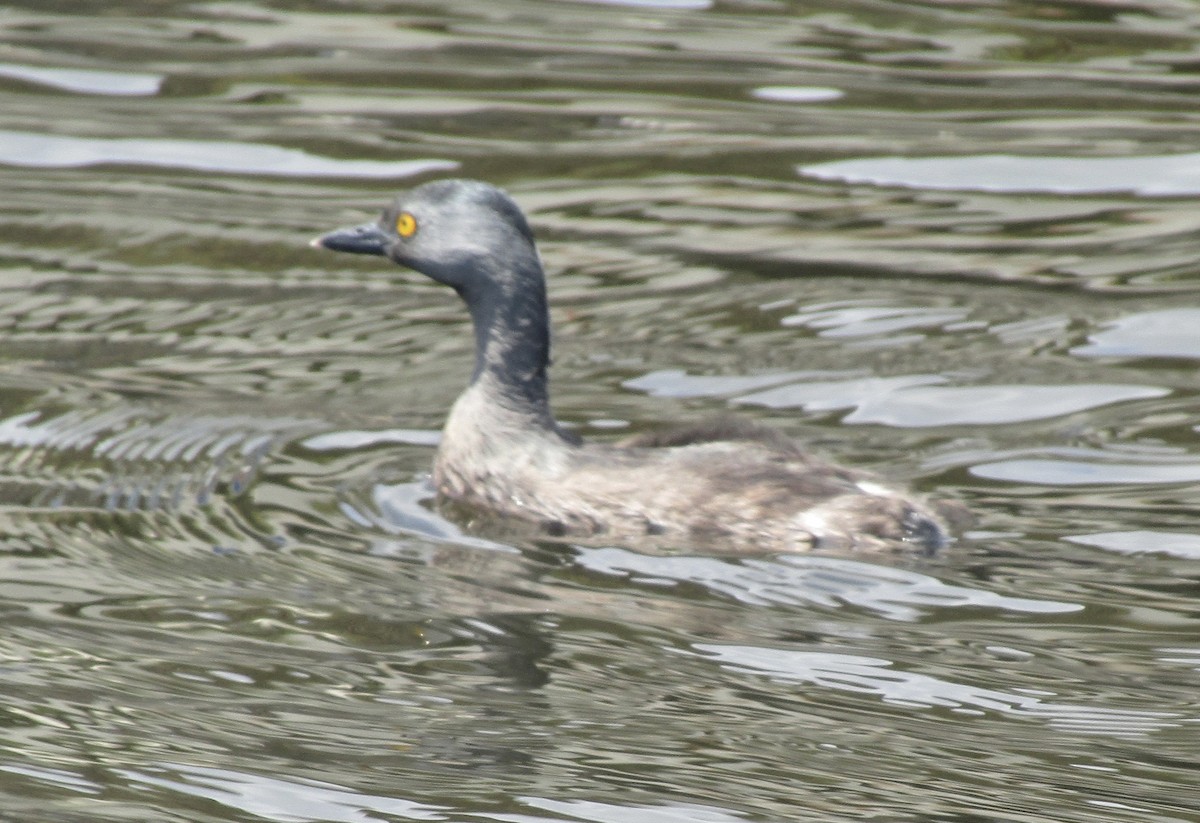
xmin=313 ymin=179 xmax=963 ymax=552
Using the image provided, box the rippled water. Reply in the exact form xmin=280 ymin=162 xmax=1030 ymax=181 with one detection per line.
xmin=2 ymin=1 xmax=1200 ymax=821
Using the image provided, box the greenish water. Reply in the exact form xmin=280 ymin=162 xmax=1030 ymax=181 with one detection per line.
xmin=1 ymin=1 xmax=1200 ymax=821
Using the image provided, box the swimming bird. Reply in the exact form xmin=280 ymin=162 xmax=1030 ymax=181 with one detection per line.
xmin=312 ymin=179 xmax=963 ymax=553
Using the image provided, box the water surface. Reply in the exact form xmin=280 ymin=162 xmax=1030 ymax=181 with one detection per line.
xmin=1 ymin=1 xmax=1200 ymax=821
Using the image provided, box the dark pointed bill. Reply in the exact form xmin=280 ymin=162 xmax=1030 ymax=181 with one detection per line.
xmin=310 ymin=221 xmax=389 ymax=256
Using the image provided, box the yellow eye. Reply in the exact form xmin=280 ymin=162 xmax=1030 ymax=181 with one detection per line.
xmin=396 ymin=212 xmax=417 ymax=238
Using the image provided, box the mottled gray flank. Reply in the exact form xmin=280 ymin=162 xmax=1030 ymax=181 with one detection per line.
xmin=315 ymin=179 xmax=963 ymax=553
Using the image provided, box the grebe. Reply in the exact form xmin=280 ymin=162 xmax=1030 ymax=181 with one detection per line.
xmin=313 ymin=179 xmax=962 ymax=553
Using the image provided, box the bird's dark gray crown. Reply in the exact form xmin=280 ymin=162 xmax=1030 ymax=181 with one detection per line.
xmin=395 ymin=179 xmax=536 ymax=248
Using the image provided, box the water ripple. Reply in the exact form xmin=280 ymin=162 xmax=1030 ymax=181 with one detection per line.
xmin=501 ymin=798 xmax=749 ymax=823
xmin=0 ymin=62 xmax=161 ymax=95
xmin=750 ymin=86 xmax=843 ymax=103
xmin=575 ymin=547 xmax=1080 ymax=620
xmin=780 ymin=302 xmax=968 ymax=339
xmin=0 ymin=408 xmax=323 ymax=510
xmin=801 ymin=153 xmax=1200 ymax=197
xmin=118 ymin=764 xmax=448 ymax=822
xmin=692 ymin=644 xmax=1181 ymax=737
xmin=624 ymin=369 xmax=1167 ymax=427
xmin=0 ymin=130 xmax=458 ymax=178
xmin=972 ymin=455 xmax=1200 ymax=486
xmin=1072 ymin=309 xmax=1200 ymax=360
xmin=739 ymin=379 xmax=1166 ymax=427
xmin=1065 ymin=531 xmax=1200 ymax=559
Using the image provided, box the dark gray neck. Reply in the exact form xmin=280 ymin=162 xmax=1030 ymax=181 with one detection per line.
xmin=459 ymin=258 xmax=556 ymax=427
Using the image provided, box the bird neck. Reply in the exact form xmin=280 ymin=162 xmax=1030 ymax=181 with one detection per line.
xmin=460 ymin=259 xmax=556 ymax=427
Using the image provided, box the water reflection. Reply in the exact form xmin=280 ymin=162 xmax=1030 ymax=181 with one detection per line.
xmin=0 ymin=407 xmax=322 ymax=509
xmin=1072 ymin=309 xmax=1200 ymax=360
xmin=0 ymin=63 xmax=161 ymax=95
xmin=353 ymin=481 xmax=510 ymax=551
xmin=576 ymin=0 xmax=712 ymax=7
xmin=303 ymin=429 xmax=442 ymax=451
xmin=0 ymin=764 xmax=102 ymax=796
xmin=693 ymin=644 xmax=1179 ymax=737
xmin=0 ymin=130 xmax=458 ymax=178
xmin=780 ymin=301 xmax=968 ymax=339
xmin=750 ymin=86 xmax=844 ymax=103
xmin=801 ymin=153 xmax=1200 ymax=197
xmin=501 ymin=797 xmax=750 ymax=823
xmin=622 ymin=369 xmax=820 ymax=399
xmin=826 ymin=383 xmax=1168 ymax=428
xmin=118 ymin=764 xmax=449 ymax=823
xmin=972 ymin=453 xmax=1200 ymax=486
xmin=575 ymin=547 xmax=1079 ymax=620
xmin=1065 ymin=531 xmax=1200 ymax=559
xmin=629 ymin=370 xmax=1167 ymax=428
xmin=11 ymin=762 xmax=757 ymax=823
